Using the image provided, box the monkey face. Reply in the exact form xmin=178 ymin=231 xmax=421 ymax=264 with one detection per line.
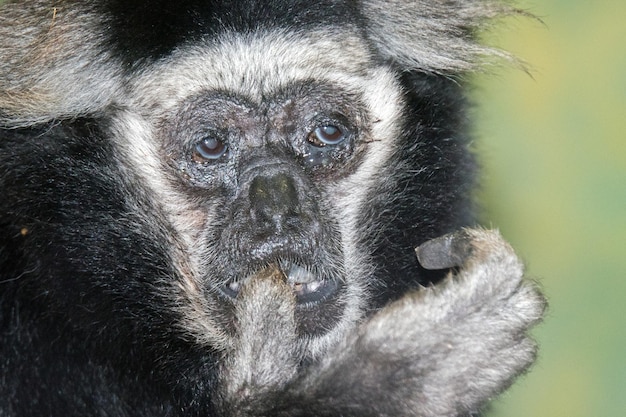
xmin=106 ymin=30 xmax=406 ymax=356
xmin=165 ymin=89 xmax=357 ymax=339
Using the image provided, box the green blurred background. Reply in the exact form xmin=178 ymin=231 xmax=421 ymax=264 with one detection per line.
xmin=474 ymin=1 xmax=625 ymax=416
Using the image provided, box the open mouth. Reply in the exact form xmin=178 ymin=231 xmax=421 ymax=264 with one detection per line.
xmin=222 ymin=260 xmax=338 ymax=304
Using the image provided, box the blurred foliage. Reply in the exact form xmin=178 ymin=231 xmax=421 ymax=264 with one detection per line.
xmin=472 ymin=1 xmax=626 ymax=416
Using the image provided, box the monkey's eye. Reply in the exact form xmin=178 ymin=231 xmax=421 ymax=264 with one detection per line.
xmin=307 ymin=125 xmax=346 ymax=147
xmin=193 ymin=137 xmax=228 ymax=162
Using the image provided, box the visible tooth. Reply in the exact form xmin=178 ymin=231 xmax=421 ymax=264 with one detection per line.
xmin=307 ymin=281 xmax=322 ymax=293
xmin=290 ymin=280 xmax=323 ymax=295
xmin=285 ymin=263 xmax=316 ymax=284
xmin=228 ymin=281 xmax=240 ymax=292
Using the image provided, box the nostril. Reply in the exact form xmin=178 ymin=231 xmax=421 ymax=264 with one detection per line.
xmin=248 ymin=176 xmax=270 ymax=205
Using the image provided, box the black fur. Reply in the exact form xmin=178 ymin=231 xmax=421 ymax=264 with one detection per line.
xmin=103 ymin=0 xmax=362 ymax=66
xmin=366 ymin=73 xmax=476 ymax=307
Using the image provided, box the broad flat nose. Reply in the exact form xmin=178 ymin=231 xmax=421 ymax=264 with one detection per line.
xmin=248 ymin=173 xmax=301 ymax=233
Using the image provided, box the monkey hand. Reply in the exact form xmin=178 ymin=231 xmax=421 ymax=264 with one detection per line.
xmin=284 ymin=229 xmax=546 ymax=416
xmin=218 ymin=229 xmax=546 ymax=417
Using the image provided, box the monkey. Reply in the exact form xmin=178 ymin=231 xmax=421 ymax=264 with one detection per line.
xmin=0 ymin=1 xmax=545 ymax=416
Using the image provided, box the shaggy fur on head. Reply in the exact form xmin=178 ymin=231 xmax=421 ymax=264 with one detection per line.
xmin=0 ymin=0 xmax=518 ymax=125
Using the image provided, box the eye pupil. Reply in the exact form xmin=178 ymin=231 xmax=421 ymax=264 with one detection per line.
xmin=320 ymin=126 xmax=339 ymax=139
xmin=194 ymin=137 xmax=227 ymax=161
xmin=309 ymin=125 xmax=345 ymax=147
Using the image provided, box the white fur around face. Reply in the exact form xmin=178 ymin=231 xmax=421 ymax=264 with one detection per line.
xmin=108 ymin=109 xmax=232 ymax=349
xmin=130 ymin=28 xmax=373 ymax=113
xmin=128 ymin=27 xmax=406 ymax=237
xmin=116 ymin=28 xmax=408 ymax=355
xmin=127 ymin=26 xmax=408 ymax=263
xmin=325 ymin=66 xmax=406 ymax=353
